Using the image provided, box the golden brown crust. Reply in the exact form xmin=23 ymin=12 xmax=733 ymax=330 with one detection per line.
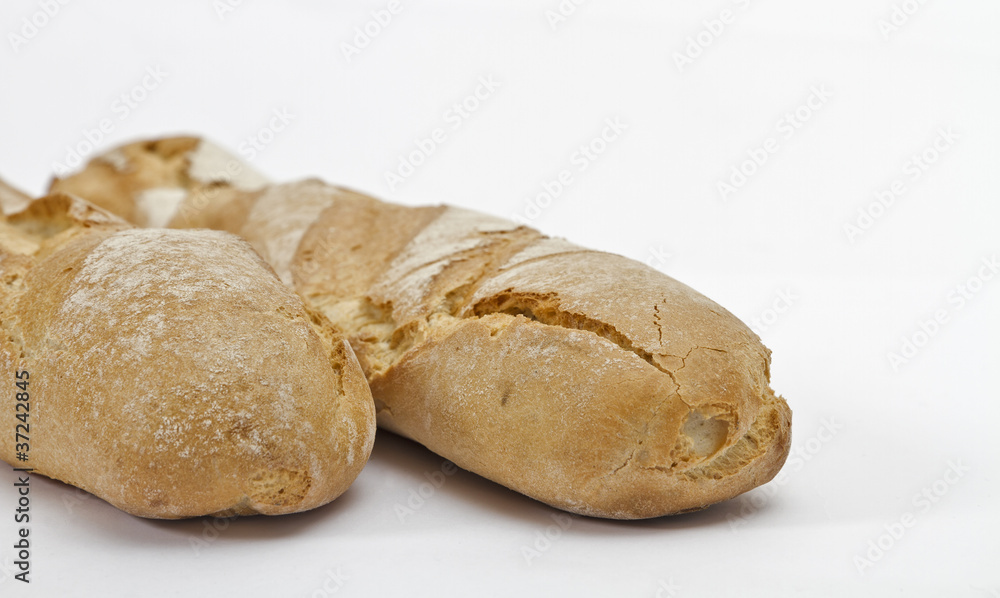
xmin=0 ymin=191 xmax=375 ymax=519
xmin=344 ymin=207 xmax=787 ymax=517
xmin=54 ymin=137 xmax=792 ymax=518
xmin=49 ymin=137 xmax=267 ymax=228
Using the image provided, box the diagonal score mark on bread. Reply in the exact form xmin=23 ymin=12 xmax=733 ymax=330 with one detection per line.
xmin=51 ymin=137 xmax=792 ymax=519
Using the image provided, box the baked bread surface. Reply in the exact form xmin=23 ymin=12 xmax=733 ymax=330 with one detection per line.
xmin=52 ymin=139 xmax=792 ymax=518
xmin=0 ymin=188 xmax=375 ymax=518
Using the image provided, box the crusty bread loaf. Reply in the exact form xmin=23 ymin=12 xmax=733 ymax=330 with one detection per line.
xmin=0 ymin=185 xmax=375 ymax=518
xmin=52 ymin=138 xmax=792 ymax=519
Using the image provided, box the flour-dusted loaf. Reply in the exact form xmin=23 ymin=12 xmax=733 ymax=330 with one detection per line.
xmin=0 ymin=185 xmax=375 ymax=518
xmin=53 ymin=138 xmax=792 ymax=518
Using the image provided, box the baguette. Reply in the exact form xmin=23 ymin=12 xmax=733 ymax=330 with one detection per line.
xmin=0 ymin=184 xmax=375 ymax=518
xmin=52 ymin=138 xmax=792 ymax=519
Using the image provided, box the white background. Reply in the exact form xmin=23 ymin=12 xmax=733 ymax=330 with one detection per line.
xmin=1 ymin=1 xmax=998 ymax=596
